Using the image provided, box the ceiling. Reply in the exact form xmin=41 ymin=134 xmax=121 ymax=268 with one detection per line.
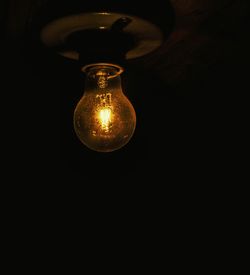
xmin=3 ymin=0 xmax=249 ymax=179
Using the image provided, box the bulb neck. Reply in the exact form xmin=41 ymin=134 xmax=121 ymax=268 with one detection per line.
xmin=82 ymin=63 xmax=124 ymax=93
xmin=81 ymin=63 xmax=124 ymax=78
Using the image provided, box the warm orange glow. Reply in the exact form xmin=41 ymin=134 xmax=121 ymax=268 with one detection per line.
xmin=98 ymin=107 xmax=112 ymax=132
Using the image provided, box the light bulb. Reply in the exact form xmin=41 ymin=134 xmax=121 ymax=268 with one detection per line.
xmin=74 ymin=64 xmax=136 ymax=152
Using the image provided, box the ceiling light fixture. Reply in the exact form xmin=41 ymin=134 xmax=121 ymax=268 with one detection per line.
xmin=39 ymin=1 xmax=174 ymax=152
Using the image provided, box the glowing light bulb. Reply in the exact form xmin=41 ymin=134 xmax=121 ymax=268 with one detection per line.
xmin=73 ymin=64 xmax=136 ymax=152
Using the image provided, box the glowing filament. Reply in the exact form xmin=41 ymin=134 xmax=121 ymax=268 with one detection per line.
xmin=98 ymin=107 xmax=112 ymax=132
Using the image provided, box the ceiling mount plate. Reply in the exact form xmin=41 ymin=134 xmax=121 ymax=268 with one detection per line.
xmin=40 ymin=12 xmax=164 ymax=60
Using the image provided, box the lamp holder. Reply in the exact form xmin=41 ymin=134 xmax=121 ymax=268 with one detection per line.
xmin=40 ymin=12 xmax=173 ymax=67
xmin=68 ymin=21 xmax=136 ymax=67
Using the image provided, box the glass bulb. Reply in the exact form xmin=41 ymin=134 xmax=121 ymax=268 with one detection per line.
xmin=73 ymin=64 xmax=136 ymax=152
